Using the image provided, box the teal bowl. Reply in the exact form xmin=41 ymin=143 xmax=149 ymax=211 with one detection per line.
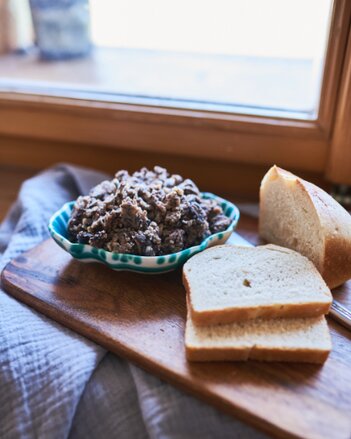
xmin=48 ymin=192 xmax=240 ymax=274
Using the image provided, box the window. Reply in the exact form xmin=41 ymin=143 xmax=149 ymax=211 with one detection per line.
xmin=0 ymin=0 xmax=350 ymax=184
xmin=0 ymin=0 xmax=332 ymax=119
xmin=90 ymin=0 xmax=332 ymax=118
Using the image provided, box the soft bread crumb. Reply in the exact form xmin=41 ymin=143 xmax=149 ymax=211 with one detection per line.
xmin=259 ymin=165 xmax=351 ymax=288
xmin=183 ymin=244 xmax=332 ymax=325
xmin=185 ymin=315 xmax=331 ymax=363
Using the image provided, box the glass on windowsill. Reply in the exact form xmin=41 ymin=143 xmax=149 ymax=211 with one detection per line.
xmin=29 ymin=0 xmax=91 ymax=60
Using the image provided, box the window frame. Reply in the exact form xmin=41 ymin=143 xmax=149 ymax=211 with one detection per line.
xmin=0 ymin=0 xmax=350 ymax=179
xmin=328 ymin=16 xmax=351 ymax=185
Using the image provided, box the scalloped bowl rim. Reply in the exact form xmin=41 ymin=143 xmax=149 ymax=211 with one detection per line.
xmin=48 ymin=192 xmax=240 ymax=269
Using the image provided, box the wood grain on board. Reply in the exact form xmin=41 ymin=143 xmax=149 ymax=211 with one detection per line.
xmin=1 ymin=215 xmax=351 ymax=439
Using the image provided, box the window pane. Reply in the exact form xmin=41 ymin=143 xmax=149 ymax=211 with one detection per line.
xmin=0 ymin=0 xmax=332 ymax=118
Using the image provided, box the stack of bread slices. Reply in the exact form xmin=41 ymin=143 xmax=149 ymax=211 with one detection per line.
xmin=183 ymin=165 xmax=351 ymax=364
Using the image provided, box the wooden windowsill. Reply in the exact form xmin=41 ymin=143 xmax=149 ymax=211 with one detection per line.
xmin=0 ymin=136 xmax=330 ymax=201
xmin=0 ymin=91 xmax=328 ymax=173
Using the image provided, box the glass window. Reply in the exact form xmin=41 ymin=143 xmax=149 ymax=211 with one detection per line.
xmin=0 ymin=0 xmax=333 ymax=119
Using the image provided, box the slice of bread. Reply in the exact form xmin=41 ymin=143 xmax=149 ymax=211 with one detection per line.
xmin=183 ymin=245 xmax=332 ymax=326
xmin=185 ymin=314 xmax=331 ymax=363
xmin=259 ymin=165 xmax=351 ymax=289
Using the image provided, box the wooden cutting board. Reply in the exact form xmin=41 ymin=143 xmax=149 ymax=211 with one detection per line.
xmin=1 ymin=214 xmax=351 ymax=439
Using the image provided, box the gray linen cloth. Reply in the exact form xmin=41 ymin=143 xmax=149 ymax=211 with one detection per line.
xmin=0 ymin=164 xmax=267 ymax=439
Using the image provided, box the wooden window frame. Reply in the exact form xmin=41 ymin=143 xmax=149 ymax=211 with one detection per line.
xmin=0 ymin=0 xmax=350 ymax=180
xmin=328 ymin=11 xmax=351 ymax=185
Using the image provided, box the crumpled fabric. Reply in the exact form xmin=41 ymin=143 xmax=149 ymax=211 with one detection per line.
xmin=0 ymin=164 xmax=267 ymax=439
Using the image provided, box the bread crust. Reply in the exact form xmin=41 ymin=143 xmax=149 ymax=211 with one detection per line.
xmin=301 ymin=179 xmax=351 ymax=289
xmin=322 ymin=236 xmax=351 ymax=289
xmin=182 ymin=269 xmax=331 ymax=326
xmin=186 ymin=345 xmax=330 ymax=364
xmin=260 ymin=166 xmax=351 ymax=289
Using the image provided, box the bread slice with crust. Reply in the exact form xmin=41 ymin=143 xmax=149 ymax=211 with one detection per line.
xmin=183 ymin=244 xmax=332 ymax=326
xmin=185 ymin=314 xmax=331 ymax=363
xmin=259 ymin=165 xmax=351 ymax=289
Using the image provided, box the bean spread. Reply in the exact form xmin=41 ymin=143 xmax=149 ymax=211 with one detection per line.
xmin=68 ymin=166 xmax=231 ymax=256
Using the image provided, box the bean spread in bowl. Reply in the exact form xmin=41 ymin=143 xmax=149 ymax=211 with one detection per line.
xmin=68 ymin=166 xmax=231 ymax=256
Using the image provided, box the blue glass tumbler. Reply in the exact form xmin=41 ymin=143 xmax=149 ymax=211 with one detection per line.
xmin=29 ymin=0 xmax=91 ymax=60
